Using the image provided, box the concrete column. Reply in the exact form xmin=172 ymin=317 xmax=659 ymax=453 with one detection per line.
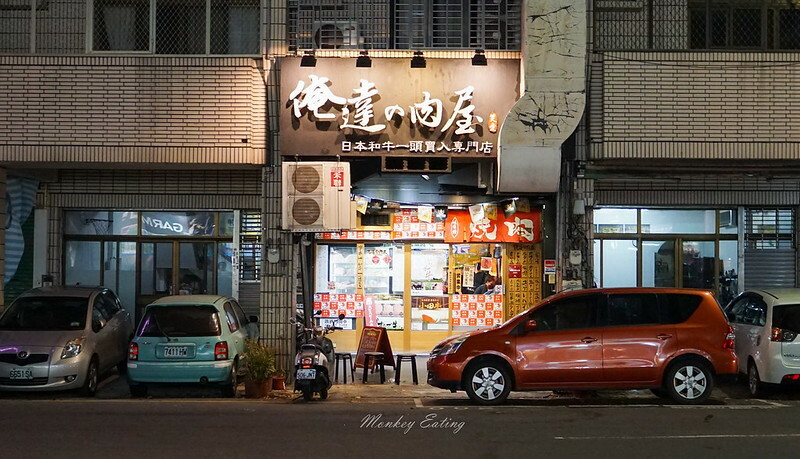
xmin=0 ymin=168 xmax=6 ymax=312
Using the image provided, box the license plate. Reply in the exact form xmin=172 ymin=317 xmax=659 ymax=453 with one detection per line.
xmin=296 ymin=369 xmax=316 ymax=380
xmin=164 ymin=346 xmax=188 ymax=357
xmin=10 ymin=368 xmax=33 ymax=380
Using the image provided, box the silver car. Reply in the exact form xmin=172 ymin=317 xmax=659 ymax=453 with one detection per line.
xmin=0 ymin=286 xmax=133 ymax=395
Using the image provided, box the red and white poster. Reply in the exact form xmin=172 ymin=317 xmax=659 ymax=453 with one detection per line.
xmin=450 ymin=294 xmax=504 ymax=328
xmin=444 ymin=210 xmax=541 ymax=243
xmin=392 ymin=209 xmax=445 ymax=239
xmin=313 ymin=293 xmax=365 ymax=318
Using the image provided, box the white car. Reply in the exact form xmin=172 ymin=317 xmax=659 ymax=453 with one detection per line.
xmin=724 ymin=289 xmax=800 ymax=396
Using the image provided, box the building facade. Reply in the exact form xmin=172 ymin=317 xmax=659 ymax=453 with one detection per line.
xmin=4 ymin=1 xmax=794 ymax=367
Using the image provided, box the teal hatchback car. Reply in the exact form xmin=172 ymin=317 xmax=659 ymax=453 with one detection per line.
xmin=127 ymin=295 xmax=257 ymax=397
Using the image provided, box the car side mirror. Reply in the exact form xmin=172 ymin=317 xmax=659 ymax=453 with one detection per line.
xmin=523 ymin=319 xmax=537 ymax=333
xmin=249 ymin=315 xmax=259 ymax=324
xmin=92 ymin=318 xmax=106 ymax=333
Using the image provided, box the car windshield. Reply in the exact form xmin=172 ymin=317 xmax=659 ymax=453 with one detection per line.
xmin=0 ymin=296 xmax=88 ymax=331
xmin=137 ymin=306 xmax=221 ymax=337
xmin=773 ymin=304 xmax=800 ymax=334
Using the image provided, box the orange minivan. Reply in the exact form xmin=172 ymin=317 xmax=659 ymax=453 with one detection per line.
xmin=428 ymin=288 xmax=738 ymax=405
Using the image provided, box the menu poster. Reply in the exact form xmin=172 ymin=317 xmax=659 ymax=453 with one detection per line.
xmin=313 ymin=293 xmax=365 ymax=318
xmin=450 ymin=294 xmax=504 ymax=328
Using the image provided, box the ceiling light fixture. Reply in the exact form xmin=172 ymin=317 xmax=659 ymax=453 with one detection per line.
xmin=472 ymin=49 xmax=487 ymax=66
xmin=410 ymin=50 xmax=426 ymax=68
xmin=300 ymin=50 xmax=316 ymax=67
xmin=356 ymin=50 xmax=372 ymax=68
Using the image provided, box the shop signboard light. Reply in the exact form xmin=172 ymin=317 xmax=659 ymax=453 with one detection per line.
xmin=279 ymin=57 xmax=520 ymax=159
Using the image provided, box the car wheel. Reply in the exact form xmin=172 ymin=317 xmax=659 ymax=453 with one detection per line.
xmin=665 ymin=359 xmax=714 ymax=404
xmin=302 ymin=389 xmax=313 ymax=401
xmin=464 ymin=361 xmax=511 ymax=405
xmin=319 ymin=388 xmax=328 ymax=400
xmin=748 ymin=361 xmax=765 ymax=398
xmin=221 ymin=364 xmax=238 ymax=398
xmin=81 ymin=358 xmax=99 ymax=397
xmin=130 ymin=383 xmax=148 ymax=398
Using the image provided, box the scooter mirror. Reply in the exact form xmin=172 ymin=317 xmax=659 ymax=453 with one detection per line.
xmin=314 ymin=310 xmax=322 ymax=316
xmin=338 ymin=313 xmax=346 ymax=320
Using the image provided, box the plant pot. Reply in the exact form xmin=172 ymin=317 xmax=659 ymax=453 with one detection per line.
xmin=272 ymin=376 xmax=286 ymax=391
xmin=244 ymin=378 xmax=272 ymax=399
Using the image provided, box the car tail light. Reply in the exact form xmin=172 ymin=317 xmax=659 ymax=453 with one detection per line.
xmin=301 ymin=357 xmax=312 ymax=368
xmin=129 ymin=342 xmax=138 ymax=361
xmin=723 ymin=325 xmax=735 ymax=350
xmin=782 ymin=374 xmax=800 ymax=382
xmin=215 ymin=341 xmax=229 ymax=360
xmin=770 ymin=327 xmax=798 ymax=342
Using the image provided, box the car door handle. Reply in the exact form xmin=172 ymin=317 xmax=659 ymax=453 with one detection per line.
xmin=581 ymin=337 xmax=598 ymax=343
xmin=656 ymin=333 xmax=673 ymax=340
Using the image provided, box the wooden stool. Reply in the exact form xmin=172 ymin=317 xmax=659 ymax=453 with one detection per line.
xmin=394 ymin=353 xmax=418 ymax=385
xmin=333 ymin=352 xmax=354 ymax=384
xmin=362 ymin=352 xmax=386 ymax=384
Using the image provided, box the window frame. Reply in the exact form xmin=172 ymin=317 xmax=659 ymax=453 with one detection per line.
xmin=522 ymin=294 xmax=602 ymax=333
xmin=86 ymin=0 xmax=262 ymax=56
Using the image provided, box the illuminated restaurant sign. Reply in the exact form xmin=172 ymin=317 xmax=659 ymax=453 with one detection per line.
xmin=279 ymin=57 xmax=520 ymax=158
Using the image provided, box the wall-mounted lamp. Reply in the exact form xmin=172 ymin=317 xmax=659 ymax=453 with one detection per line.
xmin=573 ymin=199 xmax=586 ymax=216
xmin=410 ymin=50 xmax=426 ymax=68
xmin=472 ymin=49 xmax=487 ymax=66
xmin=356 ymin=50 xmax=372 ymax=68
xmin=300 ymin=50 xmax=316 ymax=67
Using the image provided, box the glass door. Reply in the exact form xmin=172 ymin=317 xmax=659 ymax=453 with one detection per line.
xmin=103 ymin=241 xmax=137 ymax=326
xmin=178 ymin=242 xmax=214 ymax=295
xmin=137 ymin=242 xmax=174 ymax=321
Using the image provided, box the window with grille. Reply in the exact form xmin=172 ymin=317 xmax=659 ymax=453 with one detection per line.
xmin=240 ymin=211 xmax=262 ymax=281
xmin=744 ymin=208 xmax=795 ymax=250
xmin=287 ymin=0 xmax=522 ymax=51
xmin=594 ymin=0 xmax=800 ymax=51
xmin=91 ymin=0 xmax=260 ymax=54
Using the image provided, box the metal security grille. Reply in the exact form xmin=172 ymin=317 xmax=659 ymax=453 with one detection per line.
xmin=744 ymin=208 xmax=795 ymax=249
xmin=240 ymin=211 xmax=262 ymax=281
xmin=0 ymin=0 xmax=87 ymax=54
xmin=91 ymin=0 xmax=260 ymax=54
xmin=288 ymin=0 xmax=521 ymax=50
xmin=594 ymin=0 xmax=800 ymax=51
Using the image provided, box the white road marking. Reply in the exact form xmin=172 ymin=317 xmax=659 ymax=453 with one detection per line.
xmin=555 ymin=433 xmax=800 ymax=440
xmin=414 ymin=398 xmax=424 ymax=408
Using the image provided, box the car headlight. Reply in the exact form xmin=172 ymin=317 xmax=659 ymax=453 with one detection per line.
xmin=61 ymin=337 xmax=85 ymax=359
xmin=437 ymin=337 xmax=468 ymax=356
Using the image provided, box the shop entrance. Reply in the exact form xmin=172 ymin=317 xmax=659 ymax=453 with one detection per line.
xmin=62 ymin=210 xmax=236 ymax=325
xmin=136 ymin=240 xmax=233 ymax=322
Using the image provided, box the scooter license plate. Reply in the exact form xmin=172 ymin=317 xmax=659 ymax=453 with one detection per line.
xmin=296 ymin=369 xmax=317 ymax=380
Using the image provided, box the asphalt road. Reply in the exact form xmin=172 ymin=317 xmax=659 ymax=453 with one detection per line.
xmin=2 ymin=379 xmax=800 ymax=459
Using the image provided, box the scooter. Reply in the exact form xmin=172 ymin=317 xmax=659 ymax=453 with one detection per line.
xmin=293 ymin=313 xmax=343 ymax=401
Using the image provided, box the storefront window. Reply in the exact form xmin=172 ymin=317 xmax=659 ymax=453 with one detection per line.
xmin=641 ymin=210 xmax=716 ymax=234
xmin=450 ymin=243 xmax=503 ymax=332
xmin=218 ymin=212 xmax=235 ymax=237
xmin=594 ymin=208 xmax=637 ymax=234
xmin=64 ymin=211 xmax=138 ymax=236
xmin=217 ymin=242 xmax=234 ymax=297
xmin=719 ymin=240 xmax=739 ymax=306
xmin=682 ymin=241 xmax=716 ymax=290
xmin=315 ymin=244 xmax=357 ymax=294
xmin=365 ymin=243 xmax=404 ymax=330
xmin=410 ymin=243 xmax=449 ymax=331
xmin=601 ymin=240 xmax=637 ymax=287
xmin=141 ymin=211 xmax=216 ymax=236
xmin=64 ymin=241 xmax=101 ymax=286
xmin=642 ymin=240 xmax=675 ymax=287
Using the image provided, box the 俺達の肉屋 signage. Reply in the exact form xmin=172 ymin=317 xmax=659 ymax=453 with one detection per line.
xmin=279 ymin=57 xmax=520 ymax=158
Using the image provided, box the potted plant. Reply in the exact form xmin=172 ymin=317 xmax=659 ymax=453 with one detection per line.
xmin=242 ymin=339 xmax=276 ymax=399
xmin=272 ymin=369 xmax=287 ymax=391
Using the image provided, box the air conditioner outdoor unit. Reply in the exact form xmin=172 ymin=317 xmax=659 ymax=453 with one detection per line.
xmin=282 ymin=162 xmax=352 ymax=232
xmin=312 ymin=21 xmax=362 ymax=49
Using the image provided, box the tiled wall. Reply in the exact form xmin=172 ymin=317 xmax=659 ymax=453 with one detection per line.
xmin=593 ymin=52 xmax=800 ymax=160
xmin=0 ymin=56 xmax=266 ymax=165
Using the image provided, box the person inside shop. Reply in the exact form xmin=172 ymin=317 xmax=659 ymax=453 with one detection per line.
xmin=473 ymin=275 xmax=496 ymax=295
